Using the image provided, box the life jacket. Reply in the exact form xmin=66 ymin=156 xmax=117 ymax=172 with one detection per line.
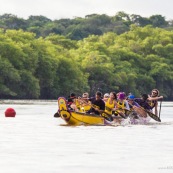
xmin=115 ymin=100 xmax=127 ymax=116
xmin=105 ymin=98 xmax=115 ymax=115
xmin=117 ymin=100 xmax=126 ymax=110
xmin=79 ymin=101 xmax=91 ymax=112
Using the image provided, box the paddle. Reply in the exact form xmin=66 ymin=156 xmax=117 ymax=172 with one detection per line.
xmin=159 ymin=99 xmax=162 ymax=119
xmin=74 ymin=99 xmax=113 ymax=121
xmin=139 ymin=106 xmax=161 ymax=122
xmin=91 ymin=104 xmax=113 ymax=121
xmin=128 ymin=101 xmax=161 ymax=122
xmin=78 ymin=99 xmax=127 ymax=121
xmin=93 ymin=104 xmax=130 ymax=119
xmin=114 ymin=109 xmax=127 ymax=119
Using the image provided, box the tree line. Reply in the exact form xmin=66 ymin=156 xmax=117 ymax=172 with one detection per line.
xmin=0 ymin=12 xmax=173 ymax=40
xmin=0 ymin=12 xmax=173 ymax=100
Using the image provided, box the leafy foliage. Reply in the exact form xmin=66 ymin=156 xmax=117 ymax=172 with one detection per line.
xmin=0 ymin=12 xmax=173 ymax=100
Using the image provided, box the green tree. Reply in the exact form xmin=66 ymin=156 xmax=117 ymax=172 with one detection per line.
xmin=149 ymin=15 xmax=168 ymax=27
xmin=0 ymin=56 xmax=20 ymax=97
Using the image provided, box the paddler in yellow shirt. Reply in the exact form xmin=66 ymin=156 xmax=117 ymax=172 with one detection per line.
xmin=104 ymin=92 xmax=117 ymax=115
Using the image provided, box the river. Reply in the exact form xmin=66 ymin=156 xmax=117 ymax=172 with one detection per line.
xmin=0 ymin=100 xmax=173 ymax=173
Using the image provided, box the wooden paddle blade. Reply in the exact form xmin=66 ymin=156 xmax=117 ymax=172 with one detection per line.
xmin=136 ymin=105 xmax=161 ymax=122
xmin=146 ymin=111 xmax=161 ymax=122
xmin=124 ymin=109 xmax=132 ymax=116
xmin=118 ymin=112 xmax=126 ymax=119
xmin=101 ymin=112 xmax=113 ymax=122
xmin=114 ymin=110 xmax=127 ymax=119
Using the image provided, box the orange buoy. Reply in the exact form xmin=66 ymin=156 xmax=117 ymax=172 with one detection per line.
xmin=5 ymin=108 xmax=16 ymax=117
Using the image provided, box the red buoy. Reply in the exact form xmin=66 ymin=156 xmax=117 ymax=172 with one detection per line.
xmin=5 ymin=108 xmax=16 ymax=117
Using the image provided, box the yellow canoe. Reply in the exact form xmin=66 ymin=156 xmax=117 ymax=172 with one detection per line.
xmin=58 ymin=97 xmax=110 ymax=126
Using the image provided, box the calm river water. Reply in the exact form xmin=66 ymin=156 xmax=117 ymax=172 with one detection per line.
xmin=0 ymin=100 xmax=173 ymax=173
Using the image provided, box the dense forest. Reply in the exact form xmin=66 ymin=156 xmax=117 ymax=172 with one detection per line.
xmin=0 ymin=12 xmax=173 ymax=100
xmin=1 ymin=12 xmax=173 ymax=40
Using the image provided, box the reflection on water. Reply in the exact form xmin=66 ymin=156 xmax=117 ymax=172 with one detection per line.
xmin=0 ymin=100 xmax=173 ymax=173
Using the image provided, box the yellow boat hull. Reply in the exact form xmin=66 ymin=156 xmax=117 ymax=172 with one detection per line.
xmin=58 ymin=97 xmax=106 ymax=126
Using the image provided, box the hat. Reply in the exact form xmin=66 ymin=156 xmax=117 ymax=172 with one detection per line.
xmin=128 ymin=95 xmax=135 ymax=99
xmin=104 ymin=93 xmax=110 ymax=98
xmin=82 ymin=92 xmax=89 ymax=98
xmin=118 ymin=93 xmax=125 ymax=100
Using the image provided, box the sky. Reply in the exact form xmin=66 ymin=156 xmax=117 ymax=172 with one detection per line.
xmin=0 ymin=0 xmax=173 ymax=20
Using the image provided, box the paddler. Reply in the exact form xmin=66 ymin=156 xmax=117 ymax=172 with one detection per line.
xmin=87 ymin=91 xmax=105 ymax=115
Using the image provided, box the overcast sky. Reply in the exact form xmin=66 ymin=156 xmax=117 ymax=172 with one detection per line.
xmin=0 ymin=0 xmax=173 ymax=20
